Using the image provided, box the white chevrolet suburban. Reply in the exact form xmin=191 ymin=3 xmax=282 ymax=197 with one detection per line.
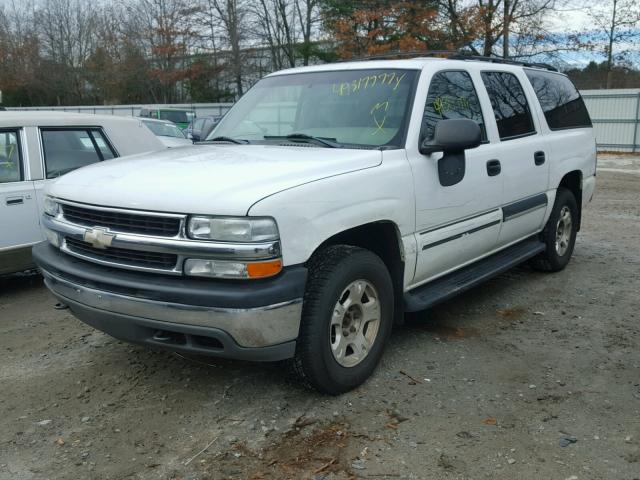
xmin=33 ymin=57 xmax=596 ymax=394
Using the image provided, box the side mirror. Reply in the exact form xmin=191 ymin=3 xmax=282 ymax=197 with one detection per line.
xmin=419 ymin=119 xmax=481 ymax=155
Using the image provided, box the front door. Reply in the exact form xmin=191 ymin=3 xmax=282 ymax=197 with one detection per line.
xmin=409 ymin=70 xmax=504 ymax=285
xmin=0 ymin=129 xmax=41 ymax=274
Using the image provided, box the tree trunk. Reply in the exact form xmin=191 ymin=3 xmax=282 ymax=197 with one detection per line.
xmin=503 ymin=0 xmax=510 ymax=58
xmin=606 ymin=0 xmax=617 ymax=88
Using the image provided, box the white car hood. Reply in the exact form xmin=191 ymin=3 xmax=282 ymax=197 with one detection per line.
xmin=48 ymin=144 xmax=382 ymax=215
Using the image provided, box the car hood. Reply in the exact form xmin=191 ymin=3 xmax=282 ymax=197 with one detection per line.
xmin=47 ymin=144 xmax=382 ymax=215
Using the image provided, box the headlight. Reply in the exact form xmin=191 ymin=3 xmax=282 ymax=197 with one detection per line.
xmin=187 ymin=216 xmax=278 ymax=242
xmin=44 ymin=196 xmax=60 ymax=216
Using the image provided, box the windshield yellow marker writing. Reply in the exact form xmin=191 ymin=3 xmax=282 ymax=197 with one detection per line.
xmin=332 ymin=72 xmax=407 ymax=96
xmin=370 ymin=101 xmax=389 ymax=135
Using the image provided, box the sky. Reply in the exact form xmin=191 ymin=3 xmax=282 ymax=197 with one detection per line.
xmin=1 ymin=0 xmax=637 ymax=68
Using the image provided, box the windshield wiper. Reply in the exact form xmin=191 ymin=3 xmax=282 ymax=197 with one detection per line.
xmin=206 ymin=136 xmax=249 ymax=144
xmin=265 ymin=133 xmax=342 ymax=148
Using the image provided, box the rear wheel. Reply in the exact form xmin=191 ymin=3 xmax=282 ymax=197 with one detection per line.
xmin=531 ymin=187 xmax=578 ymax=272
xmin=292 ymin=245 xmax=394 ymax=395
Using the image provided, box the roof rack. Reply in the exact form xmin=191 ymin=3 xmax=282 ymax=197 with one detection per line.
xmin=345 ymin=50 xmax=559 ymax=72
xmin=448 ymin=53 xmax=559 ymax=72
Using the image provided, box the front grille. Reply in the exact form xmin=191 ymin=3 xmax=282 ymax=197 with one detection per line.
xmin=65 ymin=237 xmax=178 ymax=270
xmin=62 ymin=204 xmax=181 ymax=237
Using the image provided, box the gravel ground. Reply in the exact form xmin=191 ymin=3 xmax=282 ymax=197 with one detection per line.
xmin=1 ymin=156 xmax=639 ymax=480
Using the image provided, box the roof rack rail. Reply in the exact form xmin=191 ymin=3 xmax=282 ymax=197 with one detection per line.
xmin=448 ymin=53 xmax=559 ymax=72
xmin=343 ymin=50 xmax=559 ymax=72
xmin=344 ymin=50 xmax=459 ymax=62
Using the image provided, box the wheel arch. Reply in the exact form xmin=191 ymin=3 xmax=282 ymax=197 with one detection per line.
xmin=558 ymin=170 xmax=583 ymax=231
xmin=310 ymin=220 xmax=406 ymax=324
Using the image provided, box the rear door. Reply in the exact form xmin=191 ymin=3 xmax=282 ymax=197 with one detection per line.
xmin=0 ymin=128 xmax=40 ymax=273
xmin=479 ymin=70 xmax=550 ymax=247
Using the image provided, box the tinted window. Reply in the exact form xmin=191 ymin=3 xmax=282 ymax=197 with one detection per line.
xmin=525 ymin=70 xmax=592 ymax=130
xmin=0 ymin=130 xmax=23 ymax=183
xmin=421 ymin=71 xmax=486 ymax=143
xmin=41 ymin=128 xmax=117 ymax=178
xmin=481 ymin=72 xmax=535 ymax=140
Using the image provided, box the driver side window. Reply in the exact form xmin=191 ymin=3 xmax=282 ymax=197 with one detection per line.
xmin=420 ymin=71 xmax=486 ymax=144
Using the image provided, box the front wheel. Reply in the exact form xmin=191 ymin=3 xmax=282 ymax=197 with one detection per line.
xmin=291 ymin=245 xmax=394 ymax=395
xmin=531 ymin=187 xmax=578 ymax=272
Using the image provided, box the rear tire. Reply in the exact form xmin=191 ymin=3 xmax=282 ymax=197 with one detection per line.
xmin=291 ymin=245 xmax=394 ymax=395
xmin=531 ymin=187 xmax=578 ymax=272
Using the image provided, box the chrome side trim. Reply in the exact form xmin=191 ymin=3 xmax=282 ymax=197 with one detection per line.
xmin=42 ymin=270 xmax=302 ymax=348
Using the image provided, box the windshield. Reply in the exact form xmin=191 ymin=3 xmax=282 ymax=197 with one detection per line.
xmin=143 ymin=120 xmax=186 ymax=138
xmin=209 ymin=69 xmax=418 ymax=148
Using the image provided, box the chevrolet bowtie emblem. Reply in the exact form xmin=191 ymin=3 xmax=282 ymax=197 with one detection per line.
xmin=83 ymin=227 xmax=115 ymax=249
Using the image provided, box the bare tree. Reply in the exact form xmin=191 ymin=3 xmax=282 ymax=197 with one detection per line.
xmin=583 ymin=0 xmax=640 ymax=88
xmin=294 ymin=0 xmax=321 ymax=66
xmin=36 ymin=0 xmax=99 ymax=103
xmin=125 ymin=0 xmax=200 ymax=103
xmin=206 ymin=0 xmax=248 ymax=97
xmin=438 ymin=0 xmax=559 ymax=58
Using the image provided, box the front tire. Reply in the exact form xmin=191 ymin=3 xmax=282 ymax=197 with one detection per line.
xmin=292 ymin=245 xmax=394 ymax=395
xmin=531 ymin=187 xmax=578 ymax=272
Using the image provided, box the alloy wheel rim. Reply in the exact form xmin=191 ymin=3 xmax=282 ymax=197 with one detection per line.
xmin=329 ymin=279 xmax=381 ymax=368
xmin=555 ymin=206 xmax=572 ymax=256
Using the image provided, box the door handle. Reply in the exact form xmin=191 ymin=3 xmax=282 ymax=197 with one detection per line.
xmin=486 ymin=159 xmax=501 ymax=176
xmin=6 ymin=196 xmax=24 ymax=206
xmin=534 ymin=151 xmax=546 ymax=166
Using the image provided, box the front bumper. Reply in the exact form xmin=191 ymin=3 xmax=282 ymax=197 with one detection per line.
xmin=33 ymin=243 xmax=307 ymax=361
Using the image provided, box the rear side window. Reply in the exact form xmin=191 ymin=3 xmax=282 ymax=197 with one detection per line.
xmin=525 ymin=70 xmax=592 ymax=130
xmin=421 ymin=70 xmax=486 ymax=143
xmin=0 ymin=130 xmax=23 ymax=183
xmin=481 ymin=72 xmax=535 ymax=140
xmin=41 ymin=128 xmax=117 ymax=179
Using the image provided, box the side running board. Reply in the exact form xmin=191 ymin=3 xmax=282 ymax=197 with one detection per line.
xmin=404 ymin=238 xmax=546 ymax=312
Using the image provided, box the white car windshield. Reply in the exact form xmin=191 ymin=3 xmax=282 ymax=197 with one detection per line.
xmin=209 ymin=69 xmax=419 ymax=148
xmin=143 ymin=121 xmax=186 ymax=139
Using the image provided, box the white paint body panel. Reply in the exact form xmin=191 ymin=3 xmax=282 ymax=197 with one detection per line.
xmin=48 ymin=145 xmax=383 ymax=215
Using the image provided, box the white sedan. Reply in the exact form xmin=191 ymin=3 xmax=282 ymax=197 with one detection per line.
xmin=0 ymin=111 xmax=166 ymax=275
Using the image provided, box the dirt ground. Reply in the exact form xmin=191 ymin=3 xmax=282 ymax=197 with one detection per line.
xmin=1 ymin=156 xmax=639 ymax=480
